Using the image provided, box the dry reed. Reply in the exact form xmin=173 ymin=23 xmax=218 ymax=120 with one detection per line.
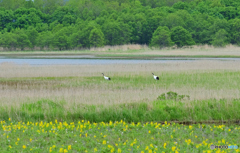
xmin=0 ymin=60 xmax=240 ymax=108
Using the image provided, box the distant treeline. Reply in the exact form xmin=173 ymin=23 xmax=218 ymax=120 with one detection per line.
xmin=0 ymin=0 xmax=240 ymax=50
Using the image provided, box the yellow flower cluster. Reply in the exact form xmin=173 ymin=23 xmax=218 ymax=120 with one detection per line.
xmin=0 ymin=119 xmax=239 ymax=152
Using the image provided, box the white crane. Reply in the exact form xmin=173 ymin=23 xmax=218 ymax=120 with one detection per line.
xmin=102 ymin=73 xmax=111 ymax=80
xmin=152 ymin=73 xmax=159 ymax=80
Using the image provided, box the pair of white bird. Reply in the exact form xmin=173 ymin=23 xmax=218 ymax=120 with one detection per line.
xmin=102 ymin=73 xmax=159 ymax=80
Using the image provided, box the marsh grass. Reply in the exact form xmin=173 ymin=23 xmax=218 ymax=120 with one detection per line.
xmin=1 ymin=97 xmax=240 ymax=123
xmin=0 ymin=62 xmax=240 ymax=123
xmin=1 ymin=44 xmax=240 ymax=56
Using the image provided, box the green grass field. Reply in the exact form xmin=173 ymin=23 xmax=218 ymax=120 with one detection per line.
xmin=0 ymin=61 xmax=240 ymax=152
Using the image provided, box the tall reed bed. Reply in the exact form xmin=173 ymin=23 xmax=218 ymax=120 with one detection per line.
xmin=0 ymin=61 xmax=240 ymax=122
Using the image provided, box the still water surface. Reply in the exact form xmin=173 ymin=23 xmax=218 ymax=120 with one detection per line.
xmin=0 ymin=56 xmax=239 ymax=66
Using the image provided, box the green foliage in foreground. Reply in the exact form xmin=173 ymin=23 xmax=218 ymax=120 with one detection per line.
xmin=1 ymin=120 xmax=240 ymax=152
xmin=1 ymin=96 xmax=240 ymax=123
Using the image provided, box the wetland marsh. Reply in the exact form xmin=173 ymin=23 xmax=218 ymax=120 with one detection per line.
xmin=0 ymin=58 xmax=240 ymax=152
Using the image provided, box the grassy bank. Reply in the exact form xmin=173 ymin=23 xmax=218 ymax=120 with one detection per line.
xmin=2 ymin=53 xmax=240 ymax=59
xmin=1 ymin=94 xmax=240 ymax=123
xmin=1 ymin=45 xmax=240 ymax=59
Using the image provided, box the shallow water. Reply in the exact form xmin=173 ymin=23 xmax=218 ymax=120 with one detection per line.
xmin=0 ymin=58 xmax=191 ymax=65
xmin=0 ymin=56 xmax=239 ymax=66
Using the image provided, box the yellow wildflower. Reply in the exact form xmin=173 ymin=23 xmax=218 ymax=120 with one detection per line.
xmin=103 ymin=140 xmax=106 ymax=144
xmin=68 ymin=145 xmax=71 ymax=150
xmin=64 ymin=149 xmax=68 ymax=153
xmin=22 ymin=145 xmax=26 ymax=149
xmin=145 ymin=146 xmax=149 ymax=150
xmin=49 ymin=147 xmax=52 ymax=152
xmin=222 ymin=139 xmax=225 ymax=144
xmin=215 ymin=150 xmax=221 ymax=153
xmin=172 ymin=146 xmax=176 ymax=151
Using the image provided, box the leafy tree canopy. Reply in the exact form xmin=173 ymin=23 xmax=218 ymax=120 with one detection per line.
xmin=0 ymin=0 xmax=240 ymax=50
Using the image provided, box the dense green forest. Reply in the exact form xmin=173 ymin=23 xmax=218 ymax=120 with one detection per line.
xmin=0 ymin=0 xmax=240 ymax=50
